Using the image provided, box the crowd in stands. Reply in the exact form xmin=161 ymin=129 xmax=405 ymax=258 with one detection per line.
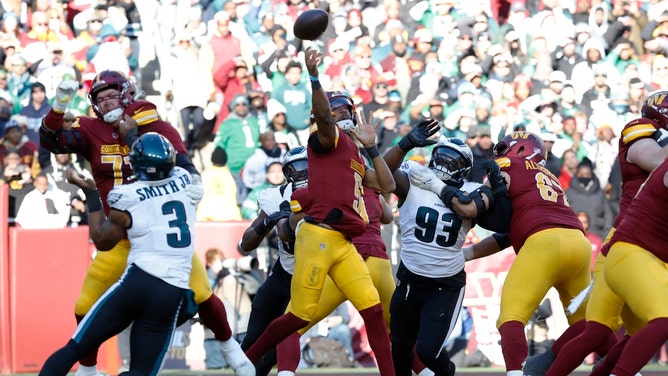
xmin=1 ymin=0 xmax=668 ymax=239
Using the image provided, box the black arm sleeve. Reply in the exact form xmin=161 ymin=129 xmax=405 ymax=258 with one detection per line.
xmin=175 ymin=153 xmax=200 ymax=176
xmin=476 ymin=188 xmax=512 ymax=233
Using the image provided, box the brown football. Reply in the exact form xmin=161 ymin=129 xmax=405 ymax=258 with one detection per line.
xmin=293 ymin=9 xmax=329 ymax=41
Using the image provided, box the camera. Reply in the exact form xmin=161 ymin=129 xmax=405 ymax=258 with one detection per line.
xmin=222 ymin=256 xmax=259 ymax=272
xmin=12 ymin=165 xmax=27 ymax=174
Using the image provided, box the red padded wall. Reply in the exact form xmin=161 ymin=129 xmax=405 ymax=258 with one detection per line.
xmin=8 ymin=226 xmax=91 ymax=373
xmin=193 ymin=221 xmax=252 ymax=261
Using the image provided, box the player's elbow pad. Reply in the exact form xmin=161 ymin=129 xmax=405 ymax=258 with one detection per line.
xmin=476 ymin=190 xmax=512 ymax=233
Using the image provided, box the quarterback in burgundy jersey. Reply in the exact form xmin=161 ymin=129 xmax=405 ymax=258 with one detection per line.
xmin=245 ymin=47 xmax=397 ymax=376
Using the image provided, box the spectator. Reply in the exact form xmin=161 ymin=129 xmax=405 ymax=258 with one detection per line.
xmin=15 ymin=173 xmax=70 ymax=229
xmin=43 ymin=153 xmax=88 ymax=227
xmin=19 ymin=82 xmax=50 ymax=145
xmin=212 ymin=58 xmax=262 ymax=133
xmin=469 ymin=127 xmax=495 ymax=183
xmin=241 ymin=131 xmax=285 ymax=191
xmin=0 ymin=119 xmax=39 ymax=172
xmin=375 ymin=110 xmax=401 ymax=153
xmin=35 ymin=42 xmax=77 ymax=99
xmin=266 ymin=98 xmax=300 ymax=149
xmin=1 ymin=148 xmax=34 ymax=222
xmin=565 ymin=159 xmax=607 ymax=238
xmin=558 ymin=149 xmax=579 ymax=191
xmin=196 ymin=146 xmax=242 ymax=222
xmin=240 ymin=160 xmax=284 ymax=220
xmin=6 ymin=54 xmax=32 ymax=107
xmin=589 ymin=123 xmax=618 ymax=189
xmin=213 ymin=93 xmax=260 ymax=196
xmin=580 ymin=64 xmax=613 ymax=117
xmin=270 ymin=60 xmax=311 ymax=141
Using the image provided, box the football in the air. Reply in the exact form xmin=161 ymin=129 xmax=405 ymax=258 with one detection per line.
xmin=293 ymin=9 xmax=329 ymax=40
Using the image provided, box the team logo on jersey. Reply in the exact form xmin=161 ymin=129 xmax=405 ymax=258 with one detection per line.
xmin=107 ymin=192 xmax=122 ymax=205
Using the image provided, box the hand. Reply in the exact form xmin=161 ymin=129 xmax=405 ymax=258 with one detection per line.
xmin=350 ymin=110 xmax=379 ymax=147
xmin=53 ymin=80 xmax=79 ymax=113
xmin=482 ymin=159 xmax=505 ymax=191
xmin=304 ymin=47 xmax=322 ymax=78
xmin=408 ymin=163 xmax=445 ymax=194
xmin=263 ymin=210 xmax=291 ymax=229
xmin=654 ymin=128 xmax=668 ymax=147
xmin=119 ymin=114 xmax=138 ymax=140
xmin=279 ymin=200 xmax=291 ymax=212
xmin=397 ymin=118 xmax=440 ymax=152
xmin=66 ymin=167 xmax=97 ymax=190
xmin=185 ymin=174 xmax=204 ymax=205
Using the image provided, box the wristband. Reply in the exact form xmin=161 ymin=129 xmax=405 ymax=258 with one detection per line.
xmin=365 ymin=145 xmax=380 ymax=159
xmin=254 ymin=221 xmax=268 ymax=236
xmin=311 ymin=79 xmax=322 ymax=90
xmin=309 ymin=75 xmax=319 ymax=81
xmin=397 ymin=137 xmax=413 ymax=153
xmin=492 ymin=233 xmax=511 ymax=249
xmin=84 ymin=189 xmax=103 ymax=213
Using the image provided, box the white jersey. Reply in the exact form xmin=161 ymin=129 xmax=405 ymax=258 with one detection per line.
xmin=398 ymin=162 xmax=481 ymax=278
xmin=109 ymin=166 xmax=196 ymax=289
xmin=257 ymin=184 xmax=296 ymax=274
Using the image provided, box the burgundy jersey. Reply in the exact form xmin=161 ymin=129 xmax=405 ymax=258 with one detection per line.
xmin=352 ymin=189 xmax=388 ymax=260
xmin=497 ymin=156 xmax=584 ymax=252
xmin=41 ymin=100 xmax=187 ymax=214
xmin=612 ymin=117 xmax=662 ymax=228
xmin=609 ymin=158 xmax=668 ymax=262
xmin=306 ymin=126 xmax=369 ymax=238
xmin=291 ymin=187 xmax=387 ymax=260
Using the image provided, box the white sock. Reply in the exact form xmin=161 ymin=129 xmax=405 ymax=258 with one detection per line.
xmin=418 ymin=368 xmax=435 ymax=376
xmin=219 ymin=338 xmax=248 ymax=369
xmin=74 ymin=365 xmax=98 ymax=376
xmin=507 ymin=370 xmax=523 ymax=376
xmin=277 ymin=371 xmax=295 ymax=376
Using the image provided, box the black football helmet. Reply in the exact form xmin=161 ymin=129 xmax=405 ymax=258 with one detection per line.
xmin=129 ymin=132 xmax=176 ymax=181
xmin=326 ymin=91 xmax=357 ymax=131
xmin=493 ymin=131 xmax=547 ymax=164
xmin=641 ymin=90 xmax=668 ymax=127
xmin=429 ymin=138 xmax=473 ymax=186
xmin=88 ymin=70 xmax=137 ymax=123
xmin=282 ymin=146 xmax=308 ymax=189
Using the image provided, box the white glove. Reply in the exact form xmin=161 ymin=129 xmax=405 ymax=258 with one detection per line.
xmin=408 ymin=164 xmax=445 ymax=194
xmin=185 ymin=174 xmax=204 ymax=206
xmin=53 ymin=80 xmax=79 ymax=113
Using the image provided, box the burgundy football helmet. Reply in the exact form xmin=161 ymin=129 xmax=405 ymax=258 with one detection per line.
xmin=88 ymin=70 xmax=137 ymax=123
xmin=326 ymin=91 xmax=357 ymax=131
xmin=493 ymin=131 xmax=547 ymax=164
xmin=641 ymin=90 xmax=668 ymax=127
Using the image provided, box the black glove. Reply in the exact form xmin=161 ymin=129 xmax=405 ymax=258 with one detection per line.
xmin=482 ymin=159 xmax=505 ymax=191
xmin=397 ymin=118 xmax=440 ymax=152
xmin=653 ymin=128 xmax=668 ymax=147
xmin=254 ymin=210 xmax=291 ymax=235
xmin=264 ymin=210 xmax=291 ymax=228
xmin=439 ymin=185 xmax=464 ymax=208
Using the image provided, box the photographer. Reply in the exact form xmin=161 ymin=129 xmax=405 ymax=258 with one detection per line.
xmin=1 ymin=148 xmax=34 ymax=223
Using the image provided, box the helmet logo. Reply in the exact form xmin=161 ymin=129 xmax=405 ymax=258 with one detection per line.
xmin=647 ymin=93 xmax=667 ymax=108
xmin=509 ymin=131 xmax=531 ymax=140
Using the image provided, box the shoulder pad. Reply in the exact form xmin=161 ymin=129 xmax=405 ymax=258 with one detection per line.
xmin=124 ymin=100 xmax=159 ymax=126
xmin=496 ymin=157 xmax=511 ymax=169
xmin=107 ymin=189 xmax=130 ymax=211
xmin=622 ymin=118 xmax=660 ymax=145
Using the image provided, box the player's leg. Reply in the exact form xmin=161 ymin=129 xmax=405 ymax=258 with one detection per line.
xmin=389 ymin=268 xmax=422 ymax=376
xmin=606 ymin=242 xmax=668 ymax=375
xmin=188 ymin=253 xmax=254 ymax=375
xmin=546 ymin=253 xmax=623 ymax=376
xmin=74 ymin=240 xmax=131 ymax=376
xmin=497 ymin=231 xmax=562 ymax=374
xmin=244 ymin=222 xmax=330 ymax=364
xmin=332 ymin=243 xmax=394 ymax=375
xmin=241 ymin=262 xmax=292 ymax=376
xmin=127 ymin=271 xmax=184 ymax=376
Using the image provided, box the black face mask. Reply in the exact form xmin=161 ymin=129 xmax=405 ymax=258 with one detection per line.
xmin=263 ymin=145 xmax=281 ymax=158
xmin=578 ymin=177 xmax=592 ymax=186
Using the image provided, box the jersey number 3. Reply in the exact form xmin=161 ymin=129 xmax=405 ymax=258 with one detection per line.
xmin=163 ymin=201 xmax=191 ymax=248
